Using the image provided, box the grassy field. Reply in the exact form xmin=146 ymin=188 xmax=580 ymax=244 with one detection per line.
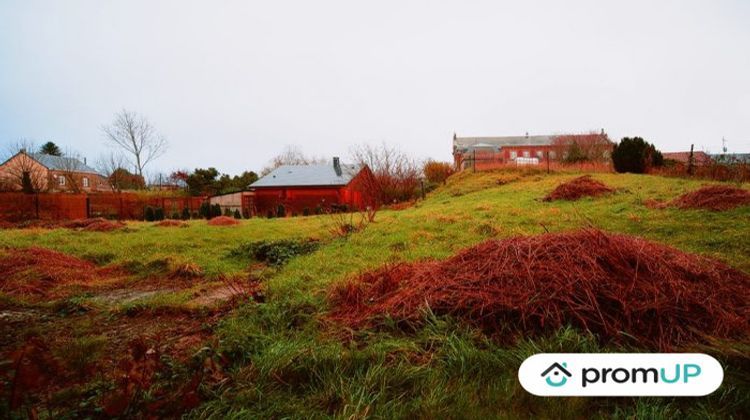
xmin=1 ymin=169 xmax=749 ymax=418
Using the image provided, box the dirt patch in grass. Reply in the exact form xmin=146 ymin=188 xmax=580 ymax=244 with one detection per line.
xmin=155 ymin=220 xmax=189 ymax=228
xmin=80 ymin=219 xmax=126 ymax=232
xmin=329 ymin=229 xmax=750 ymax=350
xmin=207 ymin=216 xmax=240 ymax=226
xmin=543 ymin=175 xmax=614 ymax=201
xmin=667 ymin=185 xmax=750 ymax=211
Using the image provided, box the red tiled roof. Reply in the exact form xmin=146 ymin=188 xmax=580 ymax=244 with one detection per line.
xmin=663 ymin=151 xmax=713 ymax=165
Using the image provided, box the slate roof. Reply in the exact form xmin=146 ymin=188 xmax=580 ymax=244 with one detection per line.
xmin=250 ymin=162 xmax=362 ymax=188
xmin=28 ymin=153 xmax=101 ymax=174
xmin=454 ymin=135 xmax=556 ymax=151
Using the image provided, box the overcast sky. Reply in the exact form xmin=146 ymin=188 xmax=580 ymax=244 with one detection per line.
xmin=1 ymin=0 xmax=749 ymax=176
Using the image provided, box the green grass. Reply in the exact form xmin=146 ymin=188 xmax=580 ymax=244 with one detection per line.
xmin=2 ymin=170 xmax=749 ymax=418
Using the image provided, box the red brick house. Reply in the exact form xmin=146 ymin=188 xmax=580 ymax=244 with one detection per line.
xmin=247 ymin=157 xmax=377 ymax=216
xmin=0 ymin=150 xmax=107 ymax=193
xmin=453 ymin=131 xmax=613 ymax=170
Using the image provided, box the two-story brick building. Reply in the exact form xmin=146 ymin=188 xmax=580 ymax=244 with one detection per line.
xmin=0 ymin=150 xmax=108 ymax=193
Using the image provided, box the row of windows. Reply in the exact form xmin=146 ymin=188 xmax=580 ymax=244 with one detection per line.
xmin=509 ymin=150 xmax=557 ymax=159
xmin=57 ymin=176 xmax=90 ymax=187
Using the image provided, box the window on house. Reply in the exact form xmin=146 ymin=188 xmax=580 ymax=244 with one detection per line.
xmin=536 ymin=150 xmax=544 ymax=158
xmin=549 ymin=151 xmax=557 ymax=159
xmin=510 ymin=151 xmax=518 ymax=159
xmin=523 ymin=150 xmax=530 ymax=158
xmin=82 ymin=177 xmax=89 ymax=188
xmin=58 ymin=176 xmax=66 ymax=186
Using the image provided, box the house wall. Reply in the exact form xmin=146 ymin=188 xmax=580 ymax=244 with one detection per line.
xmin=248 ymin=168 xmax=377 ymax=217
xmin=48 ymin=170 xmax=108 ymax=193
xmin=0 ymin=153 xmax=107 ymax=192
xmin=0 ymin=153 xmax=50 ymax=191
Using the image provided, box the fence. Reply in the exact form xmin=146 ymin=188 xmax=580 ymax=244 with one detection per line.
xmin=651 ymin=162 xmax=750 ymax=183
xmin=464 ymin=156 xmax=613 ymax=173
xmin=0 ymin=192 xmax=207 ymax=222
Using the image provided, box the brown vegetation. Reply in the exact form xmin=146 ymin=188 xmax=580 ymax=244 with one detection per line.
xmin=328 ymin=229 xmax=749 ymax=350
xmin=669 ymin=185 xmax=750 ymax=211
xmin=543 ymin=175 xmax=614 ymax=201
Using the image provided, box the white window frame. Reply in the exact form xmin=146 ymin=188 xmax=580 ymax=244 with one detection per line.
xmin=536 ymin=150 xmax=544 ymax=158
xmin=510 ymin=151 xmax=518 ymax=159
xmin=523 ymin=150 xmax=530 ymax=158
xmin=58 ymin=176 xmax=66 ymax=186
xmin=82 ymin=177 xmax=89 ymax=188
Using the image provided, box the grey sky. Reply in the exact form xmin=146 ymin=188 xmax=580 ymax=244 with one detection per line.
xmin=2 ymin=0 xmax=749 ymax=176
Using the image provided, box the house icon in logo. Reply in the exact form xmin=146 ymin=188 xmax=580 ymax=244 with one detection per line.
xmin=541 ymin=362 xmax=572 ymax=387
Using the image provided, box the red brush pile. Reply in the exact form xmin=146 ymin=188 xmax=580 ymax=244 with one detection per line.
xmin=669 ymin=185 xmax=750 ymax=211
xmin=207 ymin=216 xmax=240 ymax=226
xmin=155 ymin=220 xmax=188 ymax=228
xmin=329 ymin=229 xmax=750 ymax=350
xmin=81 ymin=220 xmax=125 ymax=232
xmin=543 ymin=175 xmax=614 ymax=201
xmin=0 ymin=247 xmax=100 ymax=297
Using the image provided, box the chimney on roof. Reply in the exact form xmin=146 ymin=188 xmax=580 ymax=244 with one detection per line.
xmin=84 ymin=157 xmax=87 ymax=165
xmin=20 ymin=147 xmax=26 ymax=153
xmin=525 ymin=132 xmax=529 ymax=138
xmin=333 ymin=156 xmax=342 ymax=176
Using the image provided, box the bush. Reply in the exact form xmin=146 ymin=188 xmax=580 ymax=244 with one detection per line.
xmin=199 ymin=202 xmax=211 ymax=219
xmin=423 ymin=160 xmax=454 ymax=184
xmin=181 ymin=207 xmax=190 ymax=220
xmin=191 ymin=211 xmax=199 ymax=219
xmin=171 ymin=212 xmax=180 ymax=220
xmin=242 ymin=209 xmax=250 ymax=219
xmin=154 ymin=207 xmax=165 ymax=221
xmin=211 ymin=203 xmax=222 ymax=219
xmin=144 ymin=206 xmax=155 ymax=222
xmin=315 ymin=205 xmax=323 ymax=215
xmin=276 ymin=204 xmax=286 ymax=218
xmin=302 ymin=207 xmax=310 ymax=216
xmin=233 ymin=209 xmax=241 ymax=219
xmin=229 ymin=239 xmax=320 ymax=266
xmin=224 ymin=207 xmax=232 ymax=217
xmin=612 ymin=137 xmax=664 ymax=174
xmin=266 ymin=210 xmax=274 ymax=219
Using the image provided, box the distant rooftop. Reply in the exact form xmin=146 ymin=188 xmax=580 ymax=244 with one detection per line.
xmin=29 ymin=152 xmax=100 ymax=175
xmin=454 ymin=135 xmax=556 ymax=150
xmin=250 ymin=160 xmax=362 ymax=188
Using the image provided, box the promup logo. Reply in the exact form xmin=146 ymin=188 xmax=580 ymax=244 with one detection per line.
xmin=519 ymin=353 xmax=723 ymax=396
xmin=541 ymin=362 xmax=571 ymax=387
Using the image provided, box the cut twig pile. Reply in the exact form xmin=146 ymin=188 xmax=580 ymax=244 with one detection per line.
xmin=0 ymin=247 xmax=108 ymax=297
xmin=207 ymin=216 xmax=240 ymax=226
xmin=81 ymin=220 xmax=125 ymax=232
xmin=543 ymin=175 xmax=614 ymax=201
xmin=669 ymin=185 xmax=750 ymax=211
xmin=329 ymin=229 xmax=750 ymax=350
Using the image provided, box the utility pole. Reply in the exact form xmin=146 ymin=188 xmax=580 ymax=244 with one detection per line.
xmin=687 ymin=144 xmax=695 ymax=176
xmin=722 ymin=137 xmax=727 ymax=154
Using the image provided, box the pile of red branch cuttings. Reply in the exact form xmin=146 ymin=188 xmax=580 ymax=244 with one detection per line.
xmin=668 ymin=185 xmax=750 ymax=211
xmin=0 ymin=247 xmax=118 ymax=298
xmin=329 ymin=229 xmax=750 ymax=350
xmin=207 ymin=216 xmax=240 ymax=226
xmin=543 ymin=175 xmax=614 ymax=201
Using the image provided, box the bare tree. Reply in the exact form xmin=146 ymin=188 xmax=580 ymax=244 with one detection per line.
xmin=261 ymin=145 xmax=326 ymax=175
xmin=349 ymin=142 xmax=420 ymax=203
xmin=102 ymin=109 xmax=168 ymax=177
xmin=96 ymin=153 xmax=128 ymax=192
xmin=0 ymin=140 xmax=48 ymax=193
xmin=57 ymin=148 xmax=86 ymax=193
